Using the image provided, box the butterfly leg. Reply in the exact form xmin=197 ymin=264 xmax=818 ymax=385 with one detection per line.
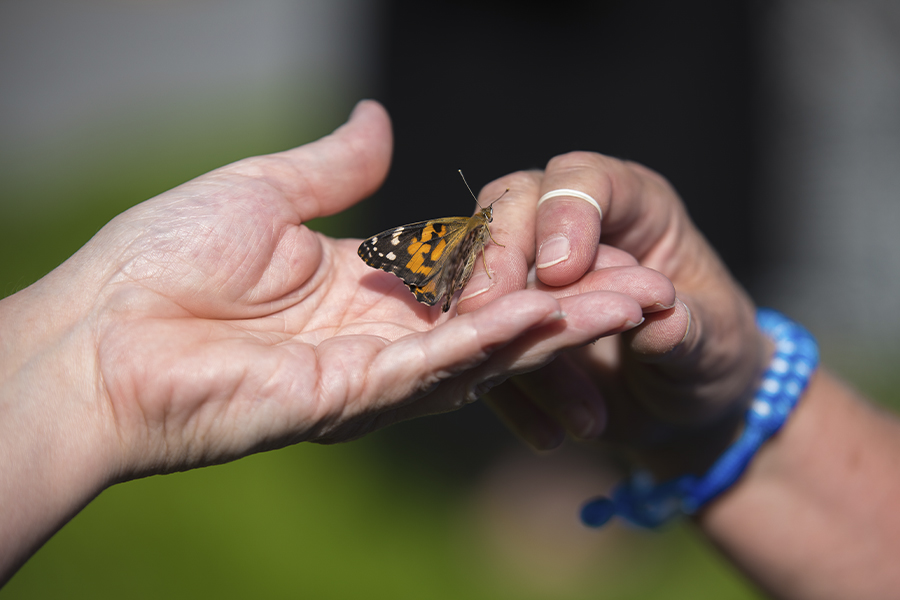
xmin=481 ymin=247 xmax=492 ymax=279
xmin=486 ymin=225 xmax=505 ymax=248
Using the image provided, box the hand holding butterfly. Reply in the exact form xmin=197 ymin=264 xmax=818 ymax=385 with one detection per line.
xmin=460 ymin=153 xmax=900 ymax=599
xmin=458 ymin=153 xmax=767 ymax=462
xmin=0 ymin=101 xmax=679 ymax=583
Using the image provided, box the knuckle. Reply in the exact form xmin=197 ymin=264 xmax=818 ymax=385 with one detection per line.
xmin=546 ymin=151 xmax=612 ymax=175
xmin=490 ymin=169 xmax=539 ymax=195
xmin=624 ymin=160 xmax=677 ymax=194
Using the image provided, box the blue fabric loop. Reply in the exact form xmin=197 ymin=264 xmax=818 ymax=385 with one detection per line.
xmin=581 ymin=308 xmax=819 ymax=529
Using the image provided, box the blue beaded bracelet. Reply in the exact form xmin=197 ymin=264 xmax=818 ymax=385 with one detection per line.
xmin=581 ymin=308 xmax=819 ymax=529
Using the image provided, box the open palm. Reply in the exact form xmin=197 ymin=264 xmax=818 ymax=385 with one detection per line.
xmin=43 ymin=102 xmax=647 ymax=478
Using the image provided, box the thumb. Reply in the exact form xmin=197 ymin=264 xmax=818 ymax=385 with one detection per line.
xmin=243 ymin=100 xmax=394 ymax=221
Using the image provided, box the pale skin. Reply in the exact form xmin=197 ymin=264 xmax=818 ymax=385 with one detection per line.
xmin=465 ymin=153 xmax=900 ymax=600
xmin=0 ymin=101 xmax=677 ymax=584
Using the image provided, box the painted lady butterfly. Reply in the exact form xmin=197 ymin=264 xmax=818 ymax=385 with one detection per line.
xmin=358 ymin=174 xmax=506 ymax=312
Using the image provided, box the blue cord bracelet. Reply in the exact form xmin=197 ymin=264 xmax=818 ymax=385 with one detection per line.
xmin=581 ymin=308 xmax=819 ymax=529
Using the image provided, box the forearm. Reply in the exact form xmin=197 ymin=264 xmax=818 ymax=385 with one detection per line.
xmin=698 ymin=370 xmax=900 ymax=600
xmin=0 ymin=282 xmax=115 ymax=585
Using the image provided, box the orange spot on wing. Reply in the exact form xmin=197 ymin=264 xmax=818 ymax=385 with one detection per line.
xmin=430 ymin=238 xmax=447 ymax=260
xmin=406 ymin=240 xmax=433 ymax=275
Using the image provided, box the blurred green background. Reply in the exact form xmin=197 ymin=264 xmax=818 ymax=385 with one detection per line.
xmin=2 ymin=2 xmax=898 ymax=599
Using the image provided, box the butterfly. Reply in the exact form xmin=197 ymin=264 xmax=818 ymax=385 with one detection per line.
xmin=357 ymin=173 xmax=507 ymax=312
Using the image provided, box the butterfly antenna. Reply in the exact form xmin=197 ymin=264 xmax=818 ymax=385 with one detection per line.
xmin=458 ymin=170 xmax=482 ymax=208
xmin=459 ymin=170 xmax=509 ymax=208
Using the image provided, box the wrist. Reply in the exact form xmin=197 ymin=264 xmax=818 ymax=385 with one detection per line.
xmin=631 ymin=408 xmax=747 ymax=482
xmin=584 ymin=309 xmax=817 ymax=528
xmin=630 ymin=320 xmax=775 ymax=482
xmin=0 ymin=281 xmax=119 ymax=583
xmin=697 ymin=370 xmax=900 ymax=598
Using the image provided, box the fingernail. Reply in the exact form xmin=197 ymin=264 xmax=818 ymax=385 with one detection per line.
xmin=530 ymin=424 xmax=565 ymax=451
xmin=679 ymin=299 xmax=692 ymax=344
xmin=623 ymin=317 xmax=645 ymax=331
xmin=459 ymin=272 xmax=491 ymax=301
xmin=536 ymin=234 xmax=570 ymax=269
xmin=561 ymin=403 xmax=598 ymax=440
xmin=538 ymin=310 xmax=568 ymax=326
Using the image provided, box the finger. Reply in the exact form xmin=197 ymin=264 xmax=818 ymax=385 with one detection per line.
xmin=624 ymin=293 xmax=767 ymax=421
xmin=309 ymin=289 xmax=565 ymax=443
xmin=534 ymin=264 xmax=677 ymax=315
xmin=535 ymin=152 xmax=680 ymax=285
xmin=224 ymin=100 xmax=394 ymax=221
xmin=522 ymin=243 xmax=638 ymax=290
xmin=535 ymin=188 xmax=602 ymax=287
xmin=506 ymin=356 xmax=607 ymax=443
xmin=468 ymin=289 xmax=643 ymax=382
xmin=483 ymin=381 xmax=565 ymax=450
xmin=456 ymin=170 xmax=543 ymax=314
xmin=357 ymin=288 xmax=644 ymax=438
xmin=431 ymin=291 xmax=639 ymax=433
xmin=366 ymin=289 xmax=567 ymax=412
xmin=626 ymin=297 xmax=693 ymax=360
xmin=592 ymin=243 xmax=639 ymax=270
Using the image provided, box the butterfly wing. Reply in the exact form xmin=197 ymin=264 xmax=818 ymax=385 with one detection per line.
xmin=406 ymin=276 xmax=442 ymax=307
xmin=358 ymin=208 xmax=495 ymax=312
xmin=357 ymin=217 xmax=470 ymax=303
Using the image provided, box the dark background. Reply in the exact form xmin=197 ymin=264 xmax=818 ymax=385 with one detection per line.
xmin=375 ymin=0 xmax=760 ymax=286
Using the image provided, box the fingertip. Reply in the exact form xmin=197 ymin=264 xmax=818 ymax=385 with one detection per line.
xmin=626 ymin=298 xmax=693 ymax=360
xmin=493 ymin=357 xmax=607 ymax=445
xmin=534 ymin=199 xmax=602 ymax=288
xmin=349 ymin=98 xmax=382 ymax=118
xmin=515 ymin=412 xmax=567 ymax=451
xmin=346 ymin=99 xmax=390 ymax=130
xmin=554 ymin=289 xmax=644 ymax=334
xmin=484 ymin=387 xmax=566 ymax=451
xmin=678 ymin=299 xmax=692 ymax=345
xmin=253 ymin=99 xmax=393 ymax=221
xmin=513 ymin=420 xmax=566 ymax=452
xmin=558 ymin=391 xmax=607 ymax=441
xmin=532 ymin=426 xmax=567 ymax=451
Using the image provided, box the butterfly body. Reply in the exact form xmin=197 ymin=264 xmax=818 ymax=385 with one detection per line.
xmin=357 ymin=204 xmax=497 ymax=312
